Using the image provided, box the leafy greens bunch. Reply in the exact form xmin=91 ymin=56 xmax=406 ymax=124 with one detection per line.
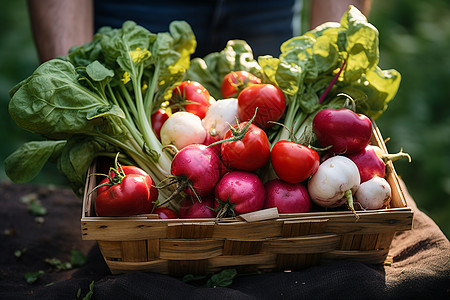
xmin=186 ymin=6 xmax=401 ymax=146
xmin=6 ymin=21 xmax=196 ymax=196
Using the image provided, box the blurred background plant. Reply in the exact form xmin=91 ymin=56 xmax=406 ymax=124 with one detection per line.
xmin=1 ymin=0 xmax=449 ymax=237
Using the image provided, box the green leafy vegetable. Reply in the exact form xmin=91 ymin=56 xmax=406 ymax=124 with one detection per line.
xmin=24 ymin=270 xmax=44 ymax=284
xmin=70 ymin=249 xmax=87 ymax=267
xmin=45 ymin=257 xmax=72 ymax=270
xmin=258 ymin=5 xmax=401 ymax=145
xmin=77 ymin=280 xmax=94 ymax=300
xmin=206 ymin=269 xmax=238 ymax=288
xmin=6 ymin=21 xmax=196 ymax=195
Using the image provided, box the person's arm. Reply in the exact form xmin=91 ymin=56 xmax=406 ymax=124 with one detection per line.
xmin=28 ymin=0 xmax=94 ymax=63
xmin=309 ymin=0 xmax=372 ymax=29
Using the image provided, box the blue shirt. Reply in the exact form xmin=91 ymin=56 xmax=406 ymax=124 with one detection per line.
xmin=94 ymin=0 xmax=301 ymax=58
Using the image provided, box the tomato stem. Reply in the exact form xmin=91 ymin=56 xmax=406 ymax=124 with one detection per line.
xmin=207 ymin=107 xmax=258 ymax=148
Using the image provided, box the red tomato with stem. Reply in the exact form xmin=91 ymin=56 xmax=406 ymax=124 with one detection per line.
xmin=221 ymin=121 xmax=270 ymax=172
xmin=271 ymin=140 xmax=320 ymax=183
xmin=171 ymin=81 xmax=211 ymax=119
xmin=95 ymin=165 xmax=156 ymax=217
xmin=151 ymin=108 xmax=169 ymax=141
xmin=237 ymin=83 xmax=286 ymax=129
xmin=221 ymin=71 xmax=261 ymax=98
xmin=97 ymin=165 xmax=159 ymax=207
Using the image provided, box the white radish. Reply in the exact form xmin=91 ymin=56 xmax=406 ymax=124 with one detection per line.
xmin=355 ymin=176 xmax=391 ymax=210
xmin=308 ymin=156 xmax=360 ymax=216
xmin=202 ymin=98 xmax=239 ymax=139
xmin=160 ymin=112 xmax=206 ymax=150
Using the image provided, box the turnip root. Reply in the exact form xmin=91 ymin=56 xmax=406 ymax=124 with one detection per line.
xmin=355 ymin=176 xmax=391 ymax=210
xmin=202 ymin=98 xmax=239 ymax=139
xmin=308 ymin=156 xmax=360 ymax=216
xmin=160 ymin=112 xmax=206 ymax=150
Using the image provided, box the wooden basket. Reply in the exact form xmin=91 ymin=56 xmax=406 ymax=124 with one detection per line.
xmin=81 ymin=123 xmax=414 ymax=276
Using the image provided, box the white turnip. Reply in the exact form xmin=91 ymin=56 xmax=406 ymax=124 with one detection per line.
xmin=202 ymin=98 xmax=239 ymax=139
xmin=355 ymin=176 xmax=391 ymax=210
xmin=160 ymin=112 xmax=206 ymax=150
xmin=308 ymin=156 xmax=360 ymax=216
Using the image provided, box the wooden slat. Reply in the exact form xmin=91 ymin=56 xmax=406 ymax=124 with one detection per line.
xmin=208 ymin=253 xmax=277 ymax=268
xmin=375 ymin=232 xmax=396 ymax=250
xmin=223 ymin=239 xmax=264 ymax=255
xmin=267 ymin=234 xmax=340 ymax=254
xmin=159 ymin=239 xmax=223 ymax=260
xmin=121 ymin=240 xmax=147 ymax=262
xmin=213 ymin=220 xmax=283 ymax=239
xmin=350 ymin=234 xmax=363 ymax=250
xmin=339 ymin=234 xmax=355 ymax=250
xmin=98 ymin=241 xmax=122 ymax=260
xmin=360 ymin=233 xmax=379 ymax=250
xmin=107 ymin=259 xmax=169 ymax=275
xmin=281 ymin=219 xmax=328 ymax=237
xmin=147 ymin=239 xmax=159 ymax=260
xmin=323 ymin=210 xmax=413 ymax=234
xmin=166 ymin=222 xmax=215 ymax=238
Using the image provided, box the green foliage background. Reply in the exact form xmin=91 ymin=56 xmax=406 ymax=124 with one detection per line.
xmin=1 ymin=0 xmax=449 ymax=237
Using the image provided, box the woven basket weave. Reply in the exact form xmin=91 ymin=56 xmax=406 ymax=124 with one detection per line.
xmin=81 ymin=123 xmax=413 ymax=276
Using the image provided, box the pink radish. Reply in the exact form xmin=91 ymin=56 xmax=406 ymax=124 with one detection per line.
xmin=264 ymin=179 xmax=312 ymax=213
xmin=158 ymin=144 xmax=222 ymax=207
xmin=346 ymin=145 xmax=411 ymax=183
xmin=179 ymin=196 xmax=217 ymax=219
xmin=214 ymin=170 xmax=265 ymax=218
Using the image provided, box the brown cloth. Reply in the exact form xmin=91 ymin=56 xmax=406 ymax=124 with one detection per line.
xmin=0 ymin=180 xmax=449 ymax=299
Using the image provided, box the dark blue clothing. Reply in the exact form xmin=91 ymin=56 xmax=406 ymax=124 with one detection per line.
xmin=94 ymin=0 xmax=301 ymax=58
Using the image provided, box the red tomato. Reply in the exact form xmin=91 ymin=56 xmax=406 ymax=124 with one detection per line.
xmin=271 ymin=140 xmax=320 ymax=183
xmin=98 ymin=165 xmax=158 ymax=206
xmin=237 ymin=83 xmax=286 ymax=129
xmin=221 ymin=121 xmax=270 ymax=172
xmin=151 ymin=108 xmax=169 ymax=141
xmin=153 ymin=206 xmax=178 ymax=219
xmin=171 ymin=81 xmax=211 ymax=119
xmin=221 ymin=71 xmax=261 ymax=98
xmin=95 ymin=166 xmax=155 ymax=217
xmin=95 ymin=166 xmax=159 ymax=216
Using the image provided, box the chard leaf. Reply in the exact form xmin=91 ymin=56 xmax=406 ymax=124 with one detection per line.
xmin=86 ymin=60 xmax=114 ymax=82
xmin=339 ymin=5 xmax=379 ymax=81
xmin=8 ymin=59 xmax=121 ymax=139
xmin=100 ymin=21 xmax=155 ymax=76
xmin=57 ymin=136 xmax=117 ymax=194
xmin=4 ymin=140 xmax=66 ymax=184
xmin=169 ymin=21 xmax=197 ymax=70
xmin=68 ymin=32 xmax=105 ymax=67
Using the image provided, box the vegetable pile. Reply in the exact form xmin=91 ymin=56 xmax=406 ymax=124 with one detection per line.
xmin=5 ymin=6 xmax=409 ymax=218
